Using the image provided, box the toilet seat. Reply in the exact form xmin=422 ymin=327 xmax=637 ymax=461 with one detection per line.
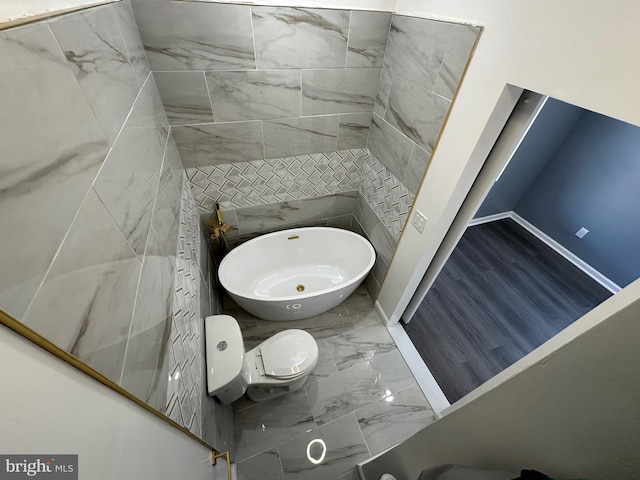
xmin=258 ymin=329 xmax=318 ymax=379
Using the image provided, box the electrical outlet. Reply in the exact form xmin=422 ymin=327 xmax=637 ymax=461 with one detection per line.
xmin=575 ymin=227 xmax=589 ymax=239
xmin=412 ymin=210 xmax=428 ymax=233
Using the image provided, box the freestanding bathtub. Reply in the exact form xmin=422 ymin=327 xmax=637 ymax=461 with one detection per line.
xmin=218 ymin=227 xmax=376 ymax=321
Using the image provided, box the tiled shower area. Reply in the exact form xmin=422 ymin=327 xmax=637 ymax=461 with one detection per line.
xmin=0 ymin=1 xmax=480 ymax=477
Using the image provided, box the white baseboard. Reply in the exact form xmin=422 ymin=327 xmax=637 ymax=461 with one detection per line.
xmin=470 ymin=211 xmax=621 ymax=294
xmin=386 ymin=323 xmax=450 ymax=416
xmin=467 ymin=211 xmax=512 ymax=226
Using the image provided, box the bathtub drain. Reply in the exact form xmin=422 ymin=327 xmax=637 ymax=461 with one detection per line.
xmin=296 ymin=284 xmax=305 ymax=292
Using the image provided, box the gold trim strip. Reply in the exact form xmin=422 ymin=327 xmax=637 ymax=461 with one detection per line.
xmin=0 ymin=1 xmax=120 ymax=31
xmin=0 ymin=308 xmax=218 ymax=453
xmin=212 ymin=450 xmax=232 ymax=480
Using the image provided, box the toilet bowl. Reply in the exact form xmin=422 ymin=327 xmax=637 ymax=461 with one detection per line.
xmin=205 ymin=314 xmax=319 ymax=404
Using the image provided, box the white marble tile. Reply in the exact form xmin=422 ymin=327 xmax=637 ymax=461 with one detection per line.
xmin=0 ymin=24 xmax=110 ymax=318
xmin=125 ymin=75 xmax=169 ymax=129
xmin=373 ymin=69 xmax=393 ymax=117
xmin=49 ymin=4 xmax=142 ymax=144
xmin=347 ymin=11 xmax=392 ymax=68
xmin=405 ymin=144 xmax=431 ymax=194
xmin=120 ymin=305 xmax=173 ymax=411
xmin=21 ymin=191 xmax=141 ymax=380
xmin=382 ymin=15 xmax=452 ymax=90
xmin=299 ymin=191 xmax=358 ymax=223
xmin=306 ymin=340 xmax=339 ymax=385
xmin=342 ymin=286 xmax=383 ymax=329
xmin=338 ymin=113 xmax=373 ymax=150
xmin=433 ymin=24 xmax=481 ymax=100
xmin=131 ymin=0 xmax=255 ymax=70
xmin=173 ymin=122 xmax=264 ymax=168
xmin=327 ymin=323 xmax=397 ymax=371
xmin=385 ymin=76 xmax=451 ymax=153
xmin=302 ymin=68 xmax=380 ymax=115
xmin=93 ymin=126 xmax=168 ymax=256
xmin=263 ymin=116 xmax=339 ymax=158
xmin=238 ymin=450 xmax=284 ymax=480
xmin=278 ymin=413 xmax=369 ymax=480
xmin=306 ymin=361 xmax=386 ymax=425
xmin=112 ymin=0 xmax=151 ymax=86
xmin=355 ymin=192 xmax=397 ymax=266
xmin=371 ymin=349 xmax=417 ymax=394
xmin=207 ymin=70 xmax=301 ymax=121
xmin=256 ymin=304 xmax=352 ymax=341
xmin=252 ymin=7 xmax=349 ymax=68
xmin=366 ymin=115 xmax=413 ymax=188
xmin=355 ymin=384 xmax=435 ymax=456
xmin=154 ymin=71 xmax=214 ymax=126
xmin=234 ymin=388 xmax=315 ymax=460
xmin=0 ymin=22 xmax=68 ymax=68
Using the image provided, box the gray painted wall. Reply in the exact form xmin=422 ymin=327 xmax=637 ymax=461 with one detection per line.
xmin=475 ymin=98 xmax=583 ymax=218
xmin=516 ymin=111 xmax=640 ymax=287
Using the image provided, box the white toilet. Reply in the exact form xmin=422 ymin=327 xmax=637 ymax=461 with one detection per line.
xmin=205 ymin=314 xmax=319 ymax=403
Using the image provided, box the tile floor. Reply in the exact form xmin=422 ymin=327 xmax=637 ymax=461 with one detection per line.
xmin=226 ymin=286 xmax=437 ymax=480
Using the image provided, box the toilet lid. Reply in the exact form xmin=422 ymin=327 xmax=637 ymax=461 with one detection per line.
xmin=260 ymin=329 xmax=318 ymax=378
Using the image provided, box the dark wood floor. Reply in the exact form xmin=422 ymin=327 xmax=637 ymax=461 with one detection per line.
xmin=403 ymin=218 xmax=612 ymax=403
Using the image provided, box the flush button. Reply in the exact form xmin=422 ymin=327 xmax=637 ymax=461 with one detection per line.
xmin=217 ymin=341 xmax=228 ymax=351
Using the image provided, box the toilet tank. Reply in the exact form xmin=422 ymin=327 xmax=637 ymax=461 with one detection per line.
xmin=205 ymin=315 xmax=248 ymax=404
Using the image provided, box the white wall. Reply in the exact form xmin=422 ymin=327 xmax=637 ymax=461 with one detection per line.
xmin=363 ymin=279 xmax=640 ymax=479
xmin=0 ymin=325 xmax=228 ymax=480
xmin=0 ymin=0 xmax=395 ymax=24
xmin=0 ymin=1 xmax=113 ymax=24
xmin=166 ymin=0 xmax=394 ymax=11
xmin=378 ymin=0 xmax=640 ymax=322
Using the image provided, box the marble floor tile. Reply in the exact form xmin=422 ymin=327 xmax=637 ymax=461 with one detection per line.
xmin=306 ymin=340 xmax=339 ymax=385
xmin=327 ymin=323 xmax=396 ymax=371
xmin=238 ymin=450 xmax=284 ymax=480
xmin=355 ymin=384 xmax=435 ymax=456
xmin=234 ymin=388 xmax=316 ymax=460
xmin=342 ymin=286 xmax=383 ymax=329
xmin=257 ymin=304 xmax=352 ymax=341
xmin=334 ymin=468 xmax=362 ymax=480
xmin=306 ymin=362 xmax=386 ymax=425
xmin=371 ymin=349 xmax=417 ymax=395
xmin=278 ymin=413 xmax=369 ymax=480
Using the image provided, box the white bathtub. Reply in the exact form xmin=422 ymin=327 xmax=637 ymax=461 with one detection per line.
xmin=218 ymin=227 xmax=376 ymax=321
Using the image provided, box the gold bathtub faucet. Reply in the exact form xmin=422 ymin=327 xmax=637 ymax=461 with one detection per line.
xmin=208 ymin=202 xmax=231 ymax=240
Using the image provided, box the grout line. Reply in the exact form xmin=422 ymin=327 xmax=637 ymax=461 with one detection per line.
xmin=352 ymin=411 xmax=373 ymax=458
xmin=345 ymin=10 xmax=352 ymax=68
xmin=248 ymin=6 xmax=259 ymax=70
xmin=202 ymin=70 xmax=216 ymax=123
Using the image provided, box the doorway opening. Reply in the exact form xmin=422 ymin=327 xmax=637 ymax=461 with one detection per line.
xmin=401 ymin=90 xmax=640 ymax=404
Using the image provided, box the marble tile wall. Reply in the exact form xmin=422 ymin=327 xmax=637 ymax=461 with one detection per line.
xmin=130 ymin=1 xmax=392 ymax=161
xmin=0 ymin=1 xmax=222 ymax=449
xmin=368 ymin=16 xmax=480 ymax=196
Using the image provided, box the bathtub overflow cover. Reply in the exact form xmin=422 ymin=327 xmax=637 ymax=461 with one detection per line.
xmin=297 ymin=284 xmax=305 ymax=292
xmin=217 ymin=341 xmax=227 ymax=351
